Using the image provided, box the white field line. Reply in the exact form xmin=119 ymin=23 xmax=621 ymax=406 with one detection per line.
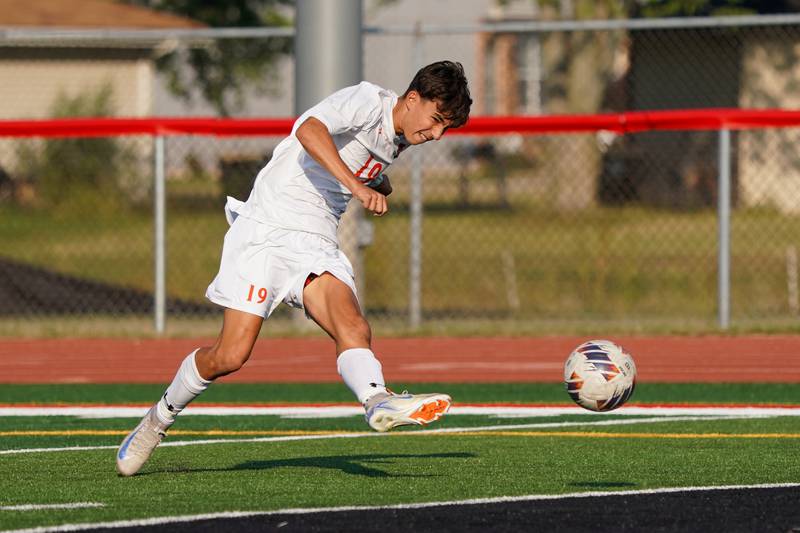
xmin=2 ymin=405 xmax=800 ymax=419
xmin=0 ymin=414 xmax=768 ymax=456
xmin=0 ymin=503 xmax=104 ymax=512
xmin=3 ymin=482 xmax=800 ymax=533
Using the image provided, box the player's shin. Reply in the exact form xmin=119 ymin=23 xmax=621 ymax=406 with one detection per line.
xmin=155 ymin=349 xmax=212 ymax=426
xmin=336 ymin=348 xmax=388 ymax=404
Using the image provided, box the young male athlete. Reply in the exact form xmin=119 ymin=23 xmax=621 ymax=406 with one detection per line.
xmin=116 ymin=61 xmax=472 ymax=476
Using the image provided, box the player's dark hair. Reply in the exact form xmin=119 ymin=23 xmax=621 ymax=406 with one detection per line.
xmin=404 ymin=60 xmax=472 ymax=128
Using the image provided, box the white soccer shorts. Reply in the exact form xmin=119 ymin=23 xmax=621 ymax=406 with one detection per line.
xmin=205 ymin=208 xmax=357 ymax=318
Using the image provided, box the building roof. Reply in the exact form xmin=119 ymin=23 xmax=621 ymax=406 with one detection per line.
xmin=0 ymin=0 xmax=203 ymax=29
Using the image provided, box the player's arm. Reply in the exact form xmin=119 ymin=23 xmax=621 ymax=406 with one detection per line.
xmin=295 ymin=117 xmax=388 ymax=216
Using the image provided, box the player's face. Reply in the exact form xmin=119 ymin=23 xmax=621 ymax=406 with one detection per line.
xmin=400 ymin=92 xmax=452 ymax=145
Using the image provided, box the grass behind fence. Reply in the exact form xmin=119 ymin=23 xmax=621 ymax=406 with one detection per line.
xmin=2 ymin=190 xmax=799 ymax=333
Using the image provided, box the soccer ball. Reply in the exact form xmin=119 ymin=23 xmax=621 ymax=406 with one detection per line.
xmin=564 ymin=340 xmax=637 ymax=412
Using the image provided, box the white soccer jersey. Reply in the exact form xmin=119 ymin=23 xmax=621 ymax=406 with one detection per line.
xmin=232 ymin=81 xmax=408 ymax=243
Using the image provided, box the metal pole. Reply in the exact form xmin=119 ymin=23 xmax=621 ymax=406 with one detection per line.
xmin=295 ymin=0 xmax=363 ymax=324
xmin=787 ymin=245 xmax=799 ymax=315
xmin=295 ymin=0 xmax=362 ymax=114
xmin=717 ymin=128 xmax=731 ymax=329
xmin=409 ymin=24 xmax=423 ymax=329
xmin=154 ymin=135 xmax=166 ymax=334
xmin=409 ymin=147 xmax=423 ymax=329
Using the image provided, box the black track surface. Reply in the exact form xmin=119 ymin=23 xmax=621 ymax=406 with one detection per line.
xmin=0 ymin=257 xmax=213 ymax=315
xmin=92 ymin=486 xmax=800 ymax=532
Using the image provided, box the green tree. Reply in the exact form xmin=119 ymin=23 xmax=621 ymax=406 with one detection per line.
xmin=632 ymin=0 xmax=800 ymax=17
xmin=523 ymin=0 xmax=800 ymax=17
xmin=18 ymin=85 xmax=137 ymax=210
xmin=124 ymin=0 xmax=293 ymax=116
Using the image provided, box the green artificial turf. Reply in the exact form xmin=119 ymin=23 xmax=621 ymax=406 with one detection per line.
xmin=1 ymin=382 xmax=799 ymax=405
xmin=2 ymin=383 xmax=800 ymax=530
xmin=2 ymin=415 xmax=800 ymax=530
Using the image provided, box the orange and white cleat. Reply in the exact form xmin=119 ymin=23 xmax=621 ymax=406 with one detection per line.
xmin=364 ymin=391 xmax=452 ymax=432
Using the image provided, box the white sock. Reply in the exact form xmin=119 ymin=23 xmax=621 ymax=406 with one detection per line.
xmin=155 ymin=350 xmax=212 ymax=426
xmin=336 ymin=348 xmax=388 ymax=404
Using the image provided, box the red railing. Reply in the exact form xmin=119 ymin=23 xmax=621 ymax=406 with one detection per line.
xmin=2 ymin=108 xmax=800 ymax=138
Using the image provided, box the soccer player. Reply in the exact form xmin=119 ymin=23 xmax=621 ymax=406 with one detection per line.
xmin=116 ymin=60 xmax=472 ymax=476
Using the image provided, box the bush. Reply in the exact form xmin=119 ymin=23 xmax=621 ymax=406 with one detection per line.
xmin=17 ymin=84 xmax=138 ymax=211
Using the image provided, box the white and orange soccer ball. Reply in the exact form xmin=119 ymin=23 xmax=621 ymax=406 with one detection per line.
xmin=564 ymin=340 xmax=637 ymax=412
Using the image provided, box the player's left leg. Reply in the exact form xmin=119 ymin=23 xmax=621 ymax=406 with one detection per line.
xmin=116 ymin=308 xmax=263 ymax=476
xmin=302 ymin=273 xmax=451 ymax=432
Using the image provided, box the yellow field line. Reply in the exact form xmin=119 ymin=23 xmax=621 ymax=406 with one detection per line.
xmin=455 ymin=431 xmax=800 ymax=439
xmin=3 ymin=429 xmax=800 ymax=439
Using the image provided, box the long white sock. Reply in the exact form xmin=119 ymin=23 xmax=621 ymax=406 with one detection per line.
xmin=336 ymin=348 xmax=388 ymax=404
xmin=155 ymin=350 xmax=212 ymax=426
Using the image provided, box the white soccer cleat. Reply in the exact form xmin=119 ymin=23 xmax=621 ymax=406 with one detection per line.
xmin=116 ymin=406 xmax=169 ymax=477
xmin=364 ymin=391 xmax=452 ymax=432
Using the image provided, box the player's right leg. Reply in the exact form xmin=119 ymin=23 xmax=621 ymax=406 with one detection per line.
xmin=302 ymin=273 xmax=451 ymax=432
xmin=116 ymin=308 xmax=263 ymax=477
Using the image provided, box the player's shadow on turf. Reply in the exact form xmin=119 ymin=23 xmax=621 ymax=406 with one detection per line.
xmin=155 ymin=452 xmax=475 ymax=478
xmin=569 ymin=481 xmax=637 ymax=489
xmin=230 ymin=452 xmax=476 ymax=478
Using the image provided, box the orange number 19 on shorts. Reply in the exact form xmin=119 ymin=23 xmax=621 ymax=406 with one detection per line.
xmin=247 ymin=284 xmax=268 ymax=303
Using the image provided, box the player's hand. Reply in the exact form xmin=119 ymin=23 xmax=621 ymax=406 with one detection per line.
xmin=353 ymin=183 xmax=388 ymax=216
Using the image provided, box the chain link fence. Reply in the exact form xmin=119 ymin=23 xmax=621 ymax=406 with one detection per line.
xmin=2 ymin=15 xmax=800 ymax=335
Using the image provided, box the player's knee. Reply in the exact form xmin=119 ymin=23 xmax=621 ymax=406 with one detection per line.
xmin=339 ymin=315 xmax=371 ymax=346
xmin=207 ymin=345 xmax=251 ymax=377
xmin=357 ymin=318 xmax=372 ymax=344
